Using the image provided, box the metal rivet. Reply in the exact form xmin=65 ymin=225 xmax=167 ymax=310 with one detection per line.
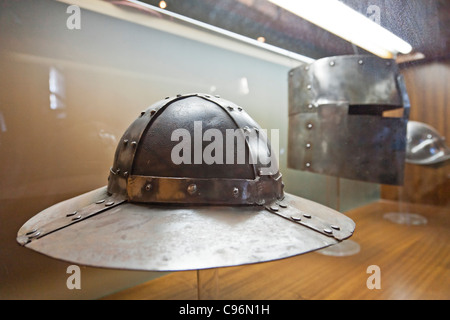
xmin=270 ymin=205 xmax=279 ymax=211
xmin=291 ymin=216 xmax=301 ymax=221
xmin=123 ymin=171 xmax=128 ymax=177
xmin=96 ymin=199 xmax=105 ymax=204
xmin=150 ymin=110 xmax=156 ymax=116
xmin=123 ymin=139 xmax=129 ymax=145
xmin=329 ymin=61 xmax=335 ymax=66
xmin=116 ymin=168 xmax=121 ymax=174
xmin=131 ymin=141 xmax=137 ymax=148
xmin=165 ymin=96 xmax=170 ymax=99
xmin=28 ymin=231 xmax=41 ymax=238
xmin=145 ymin=184 xmax=152 ymax=191
xmin=358 ymin=60 xmax=364 ymax=65
xmin=279 ymin=202 xmax=288 ymax=208
xmin=331 ymin=225 xmax=340 ymax=230
xmin=307 ymin=84 xmax=311 ymax=90
xmin=306 ymin=143 xmax=311 ymax=149
xmin=26 ymin=229 xmax=38 ymax=235
xmin=237 ymin=107 xmax=243 ymax=111
xmin=187 ymin=184 xmax=197 ymax=195
xmin=227 ymin=106 xmax=234 ymax=111
xmin=215 ymin=95 xmax=220 ymax=98
xmin=105 ymin=201 xmax=115 ymax=206
xmin=72 ymin=215 xmax=82 ymax=221
xmin=323 ymin=228 xmax=333 ymax=234
xmin=140 ymin=111 xmax=145 ymax=116
xmin=66 ymin=211 xmax=77 ymax=217
xmin=232 ymin=187 xmax=239 ymax=197
xmin=176 ymin=94 xmax=182 ymax=97
xmin=305 ymin=162 xmax=311 ymax=168
xmin=303 ymin=213 xmax=311 ymax=219
xmin=205 ymin=94 xmax=210 ymax=98
xmin=307 ymin=123 xmax=313 ymax=129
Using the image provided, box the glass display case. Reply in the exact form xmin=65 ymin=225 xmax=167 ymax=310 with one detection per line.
xmin=0 ymin=0 xmax=448 ymax=301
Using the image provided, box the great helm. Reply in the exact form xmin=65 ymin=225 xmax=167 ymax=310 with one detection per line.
xmin=17 ymin=94 xmax=354 ymax=271
xmin=288 ymin=55 xmax=410 ymax=185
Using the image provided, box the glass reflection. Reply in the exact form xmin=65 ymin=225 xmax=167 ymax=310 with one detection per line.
xmin=0 ymin=112 xmax=6 ymax=133
xmin=48 ymin=66 xmax=65 ymax=110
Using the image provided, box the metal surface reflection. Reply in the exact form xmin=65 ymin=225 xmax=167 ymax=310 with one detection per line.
xmin=406 ymin=120 xmax=450 ymax=166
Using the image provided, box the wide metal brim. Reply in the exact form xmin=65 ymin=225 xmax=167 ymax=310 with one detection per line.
xmin=17 ymin=187 xmax=354 ymax=271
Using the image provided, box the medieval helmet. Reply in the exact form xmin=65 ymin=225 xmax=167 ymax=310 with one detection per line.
xmin=288 ymin=55 xmax=410 ymax=185
xmin=17 ymin=93 xmax=354 ymax=271
xmin=406 ymin=120 xmax=450 ymax=166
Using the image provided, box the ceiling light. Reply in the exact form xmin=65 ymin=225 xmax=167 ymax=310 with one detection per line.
xmin=125 ymin=0 xmax=314 ymax=63
xmin=159 ymin=1 xmax=167 ymax=9
xmin=268 ymin=0 xmax=412 ymax=59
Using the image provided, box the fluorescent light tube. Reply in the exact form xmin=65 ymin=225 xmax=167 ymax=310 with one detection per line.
xmin=268 ymin=0 xmax=412 ymax=59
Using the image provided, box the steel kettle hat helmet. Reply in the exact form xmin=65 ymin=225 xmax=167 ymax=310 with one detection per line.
xmin=406 ymin=120 xmax=450 ymax=166
xmin=107 ymin=93 xmax=283 ymax=206
xmin=17 ymin=94 xmax=354 ymax=271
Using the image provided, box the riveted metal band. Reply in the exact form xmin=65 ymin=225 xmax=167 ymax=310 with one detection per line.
xmin=17 ymin=195 xmax=125 ymax=245
xmin=127 ymin=173 xmax=283 ymax=205
xmin=265 ymin=199 xmax=350 ymax=240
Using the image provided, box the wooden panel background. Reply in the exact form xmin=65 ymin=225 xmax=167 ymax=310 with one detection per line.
xmin=381 ymin=61 xmax=450 ymax=206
